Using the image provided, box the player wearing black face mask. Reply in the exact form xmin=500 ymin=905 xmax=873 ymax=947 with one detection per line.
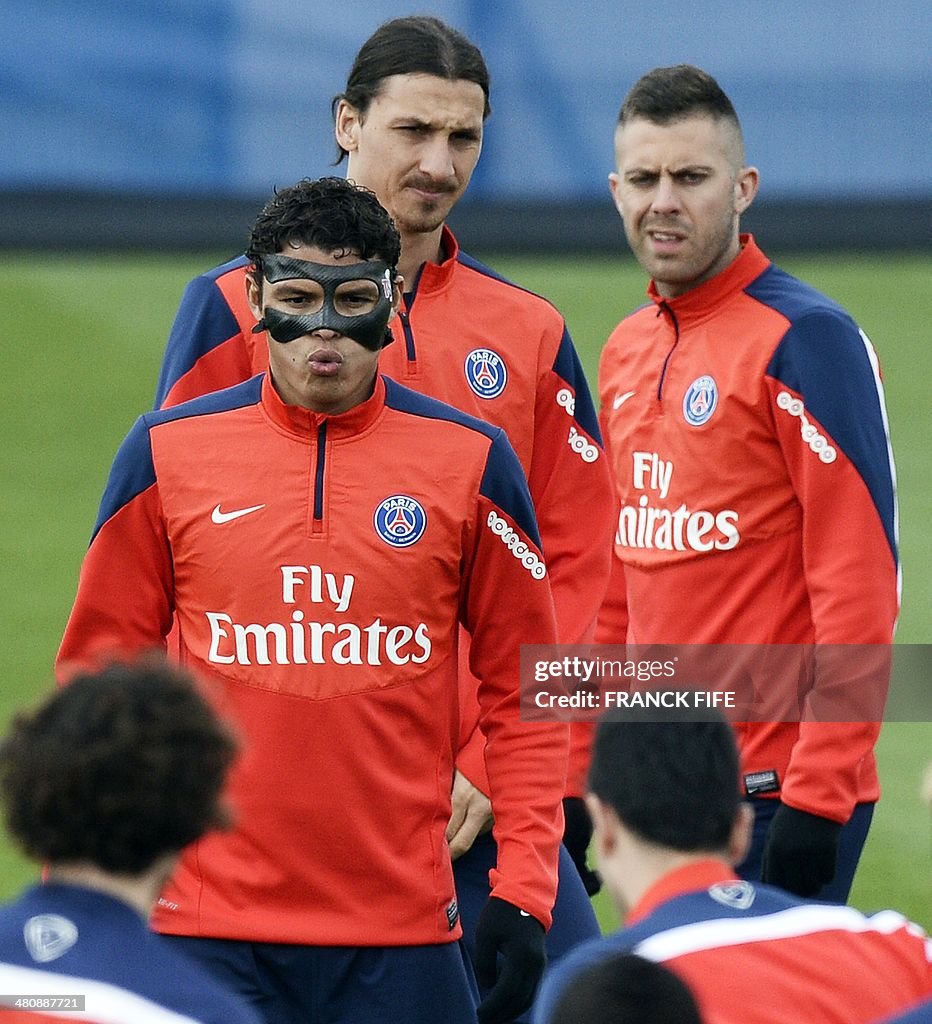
xmin=252 ymin=254 xmax=397 ymax=351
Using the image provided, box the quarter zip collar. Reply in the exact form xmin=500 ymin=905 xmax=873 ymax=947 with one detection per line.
xmin=648 ymin=234 xmax=771 ymax=328
xmin=404 ymin=225 xmax=460 ymax=303
xmin=260 ymin=372 xmax=386 ymax=441
xmin=395 ymin=226 xmax=459 ymax=362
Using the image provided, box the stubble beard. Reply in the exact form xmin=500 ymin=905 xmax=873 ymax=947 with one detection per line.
xmin=393 ymin=197 xmax=451 ymax=238
xmin=635 ymin=215 xmax=738 ymax=296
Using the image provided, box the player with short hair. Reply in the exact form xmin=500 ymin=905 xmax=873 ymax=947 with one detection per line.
xmin=533 ymin=712 xmax=932 ymax=1024
xmin=58 ymin=175 xmax=569 ymax=1024
xmin=596 ymin=64 xmax=899 ymax=900
xmin=0 ymin=659 xmax=258 ymax=1024
xmin=153 ymin=13 xmax=612 ymax=1006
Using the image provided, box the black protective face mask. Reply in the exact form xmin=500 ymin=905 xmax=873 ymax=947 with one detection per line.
xmin=252 ymin=254 xmax=396 ymax=351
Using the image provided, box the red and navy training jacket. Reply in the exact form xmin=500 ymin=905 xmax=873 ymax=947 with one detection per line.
xmin=0 ymin=883 xmax=260 ymax=1023
xmin=596 ymin=236 xmax=899 ymax=822
xmin=58 ymin=374 xmax=568 ymax=944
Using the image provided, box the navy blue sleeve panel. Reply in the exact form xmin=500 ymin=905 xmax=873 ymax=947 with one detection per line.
xmin=382 ymin=375 xmax=498 ymax=440
xmin=93 ymin=375 xmax=265 ymax=544
xmin=91 ymin=417 xmax=156 ymax=544
xmin=149 ymin=373 xmax=265 ymax=426
xmin=752 ymin=269 xmax=897 ymax=562
xmin=480 ymin=431 xmax=543 ymax=548
xmin=748 ymin=265 xmax=897 ymax=562
xmin=551 ymin=326 xmax=603 ymax=444
xmin=0 ymin=885 xmax=263 ymax=1024
xmin=882 ymin=1001 xmax=932 ymax=1024
xmin=456 ymin=249 xmax=518 ymax=286
xmin=153 ymin=256 xmax=249 ymax=408
xmin=534 ymin=933 xmax=630 ymax=1023
xmin=622 ymin=884 xmax=798 ymax=942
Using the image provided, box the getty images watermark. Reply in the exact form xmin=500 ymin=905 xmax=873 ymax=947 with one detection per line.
xmin=520 ymin=644 xmax=932 ymax=723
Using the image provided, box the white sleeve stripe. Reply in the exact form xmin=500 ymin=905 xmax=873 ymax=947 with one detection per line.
xmin=0 ymin=961 xmax=204 ymax=1024
xmin=632 ymin=905 xmax=927 ymax=964
xmin=858 ymin=327 xmax=902 ymax=616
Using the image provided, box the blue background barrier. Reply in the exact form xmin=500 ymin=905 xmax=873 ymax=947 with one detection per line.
xmin=2 ymin=0 xmax=929 ymax=249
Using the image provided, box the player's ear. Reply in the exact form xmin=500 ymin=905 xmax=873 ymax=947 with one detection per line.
xmin=585 ymin=793 xmax=617 ymax=857
xmin=608 ymin=171 xmax=623 ymax=216
xmin=728 ymin=801 xmax=755 ymax=866
xmin=334 ymin=98 xmax=362 ymax=154
xmin=245 ymin=269 xmax=264 ymax=321
xmin=390 ymin=274 xmax=404 ymax=318
xmin=734 ymin=165 xmax=760 ymax=215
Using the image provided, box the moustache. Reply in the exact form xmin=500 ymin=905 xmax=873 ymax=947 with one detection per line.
xmin=404 ymin=176 xmax=457 ymax=195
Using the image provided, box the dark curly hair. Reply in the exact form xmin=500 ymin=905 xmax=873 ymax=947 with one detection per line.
xmin=332 ymin=15 xmax=491 ymax=163
xmin=247 ymin=177 xmax=401 ymax=280
xmin=0 ymin=659 xmax=238 ymax=874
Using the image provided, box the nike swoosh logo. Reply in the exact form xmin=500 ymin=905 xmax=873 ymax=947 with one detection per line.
xmin=613 ymin=390 xmax=636 ymax=410
xmin=211 ymin=503 xmax=266 ymax=524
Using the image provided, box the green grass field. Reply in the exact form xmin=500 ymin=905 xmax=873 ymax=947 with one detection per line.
xmin=1 ymin=248 xmax=929 ymax=927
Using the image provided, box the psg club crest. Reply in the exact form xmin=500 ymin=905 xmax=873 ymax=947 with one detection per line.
xmin=682 ymin=375 xmax=718 ymax=426
xmin=374 ymin=495 xmax=427 ymax=548
xmin=465 ymin=348 xmax=508 ymax=400
xmin=24 ymin=914 xmax=79 ymax=962
xmin=708 ymin=881 xmax=756 ymax=910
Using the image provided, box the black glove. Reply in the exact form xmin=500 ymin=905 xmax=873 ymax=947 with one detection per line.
xmin=474 ymin=896 xmax=546 ymax=1024
xmin=562 ymin=796 xmax=602 ymax=896
xmin=760 ymin=803 xmax=842 ymax=898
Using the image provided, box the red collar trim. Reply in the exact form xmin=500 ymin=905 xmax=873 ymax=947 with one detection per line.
xmin=409 ymin=225 xmax=460 ymax=295
xmin=260 ymin=372 xmax=386 ymax=440
xmin=627 ymin=858 xmax=739 ymax=925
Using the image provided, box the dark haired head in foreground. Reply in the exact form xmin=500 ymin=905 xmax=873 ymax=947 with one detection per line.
xmin=585 ymin=711 xmax=752 ymax=919
xmin=0 ymin=658 xmax=237 ymax=877
xmin=589 ymin=712 xmax=742 ymax=854
xmin=0 ymin=662 xmax=257 ymax=1019
xmin=549 ymin=951 xmax=704 ymax=1024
